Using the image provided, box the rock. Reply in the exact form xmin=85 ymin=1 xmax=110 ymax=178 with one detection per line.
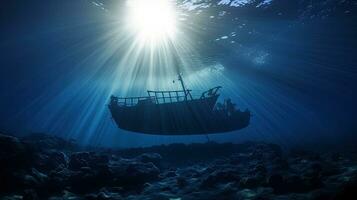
xmin=21 ymin=133 xmax=77 ymax=151
xmin=284 ymin=175 xmax=307 ymax=193
xmin=125 ymin=162 xmax=160 ymax=185
xmin=85 ymin=191 xmax=119 ymax=200
xmin=68 ymin=152 xmax=90 ymax=171
xmin=249 ymin=143 xmax=283 ymax=162
xmin=88 ymin=153 xmax=110 ymax=168
xmin=23 ymin=189 xmax=39 ymax=200
xmin=33 ymin=151 xmax=68 ymax=172
xmin=97 ymin=192 xmax=111 ymax=200
xmin=229 ymin=154 xmax=251 ymax=165
xmin=176 ymin=176 xmax=188 ymax=188
xmin=176 ymin=166 xmax=201 ymax=178
xmin=128 ymin=192 xmax=177 ymax=200
xmin=60 ymin=190 xmax=83 ymax=200
xmin=268 ymin=173 xmax=322 ymax=194
xmin=0 ymin=134 xmax=25 ymax=153
xmin=289 ymin=149 xmax=320 ymax=162
xmin=68 ymin=152 xmax=109 ymax=171
xmin=272 ymin=158 xmax=290 ymax=171
xmin=31 ymin=168 xmax=48 ymax=184
xmin=160 ymin=170 xmax=177 ymax=178
xmin=137 ymin=153 xmax=162 ymax=166
xmin=68 ymin=166 xmax=112 ymax=193
xmin=1 ymin=195 xmax=23 ymax=200
xmin=24 ymin=175 xmax=40 ymax=187
xmin=333 ymin=177 xmax=357 ymax=200
xmin=309 ymin=189 xmax=335 ymax=200
xmin=268 ymin=174 xmax=284 ymax=193
xmin=47 ymin=168 xmax=79 ymax=193
xmin=109 ymin=159 xmax=160 ymax=187
xmin=201 ymin=169 xmax=240 ymax=188
xmin=239 ymin=175 xmax=265 ymax=189
xmin=49 ymin=151 xmax=68 ymax=169
xmin=219 ymin=182 xmax=237 ymax=196
xmin=0 ymin=134 xmax=29 ymax=170
xmin=253 ymin=164 xmax=267 ymax=174
xmin=32 ymin=153 xmax=50 ymax=171
xmin=236 ymin=188 xmax=274 ymax=200
xmin=329 ymin=153 xmax=343 ymax=162
xmin=310 ymin=162 xmax=322 ymax=172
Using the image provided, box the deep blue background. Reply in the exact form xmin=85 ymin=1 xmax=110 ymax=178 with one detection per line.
xmin=0 ymin=0 xmax=356 ymax=148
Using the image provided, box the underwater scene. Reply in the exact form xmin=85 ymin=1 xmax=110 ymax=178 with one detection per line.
xmin=0 ymin=0 xmax=357 ymax=199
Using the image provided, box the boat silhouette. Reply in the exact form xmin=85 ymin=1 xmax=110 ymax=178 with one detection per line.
xmin=108 ymin=74 xmax=250 ymax=135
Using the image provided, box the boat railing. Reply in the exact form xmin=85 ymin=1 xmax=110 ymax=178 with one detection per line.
xmin=110 ymin=93 xmax=191 ymax=107
xmin=110 ymin=96 xmax=154 ymax=107
xmin=110 ymin=86 xmax=221 ymax=107
xmin=147 ymin=90 xmax=193 ymax=104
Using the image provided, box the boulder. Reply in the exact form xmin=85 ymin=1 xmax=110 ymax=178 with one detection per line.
xmin=176 ymin=176 xmax=188 ymax=188
xmin=68 ymin=152 xmax=109 ymax=171
xmin=49 ymin=151 xmax=68 ymax=169
xmin=239 ymin=175 xmax=266 ymax=189
xmin=68 ymin=166 xmax=112 ymax=193
xmin=68 ymin=152 xmax=90 ymax=170
xmin=159 ymin=170 xmax=177 ymax=179
xmin=21 ymin=133 xmax=77 ymax=151
xmin=31 ymin=168 xmax=48 ymax=184
xmin=0 ymin=134 xmax=29 ymax=170
xmin=0 ymin=135 xmax=32 ymax=193
xmin=201 ymin=169 xmax=240 ymax=188
xmin=268 ymin=174 xmax=284 ymax=193
xmin=23 ymin=189 xmax=39 ymax=200
xmin=109 ymin=159 xmax=160 ymax=187
xmin=136 ymin=153 xmax=162 ymax=167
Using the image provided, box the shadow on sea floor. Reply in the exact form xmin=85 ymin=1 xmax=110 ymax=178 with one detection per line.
xmin=0 ymin=132 xmax=357 ymax=200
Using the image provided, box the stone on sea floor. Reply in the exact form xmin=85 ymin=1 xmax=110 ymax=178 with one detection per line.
xmin=236 ymin=187 xmax=274 ymax=200
xmin=268 ymin=172 xmax=323 ymax=194
xmin=239 ymin=175 xmax=265 ymax=189
xmin=253 ymin=164 xmax=267 ymax=174
xmin=137 ymin=153 xmax=162 ymax=166
xmin=160 ymin=170 xmax=177 ymax=179
xmin=23 ymin=189 xmax=39 ymax=200
xmin=21 ymin=133 xmax=77 ymax=151
xmin=68 ymin=152 xmax=109 ymax=171
xmin=33 ymin=151 xmax=69 ymax=172
xmin=201 ymin=169 xmax=240 ymax=188
xmin=0 ymin=134 xmax=29 ymax=170
xmin=268 ymin=174 xmax=284 ymax=193
xmin=31 ymin=168 xmax=48 ymax=184
xmin=23 ymin=175 xmax=40 ymax=187
xmin=68 ymin=166 xmax=112 ymax=193
xmin=176 ymin=176 xmax=188 ymax=188
xmin=109 ymin=159 xmax=160 ymax=187
xmin=1 ymin=195 xmax=24 ymax=200
xmin=85 ymin=191 xmax=122 ymax=200
xmin=68 ymin=152 xmax=91 ymax=170
xmin=49 ymin=151 xmax=68 ymax=169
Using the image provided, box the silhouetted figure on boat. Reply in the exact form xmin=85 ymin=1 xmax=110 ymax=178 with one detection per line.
xmin=108 ymin=74 xmax=250 ymax=135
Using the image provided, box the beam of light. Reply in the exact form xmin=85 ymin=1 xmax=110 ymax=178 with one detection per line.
xmin=125 ymin=0 xmax=177 ymax=45
xmin=108 ymin=0 xmax=213 ymax=95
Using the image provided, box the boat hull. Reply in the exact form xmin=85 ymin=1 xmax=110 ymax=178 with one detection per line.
xmin=108 ymin=96 xmax=250 ymax=135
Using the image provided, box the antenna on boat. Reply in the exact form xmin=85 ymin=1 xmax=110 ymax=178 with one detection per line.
xmin=178 ymin=73 xmax=188 ymax=101
xmin=168 ymin=40 xmax=192 ymax=101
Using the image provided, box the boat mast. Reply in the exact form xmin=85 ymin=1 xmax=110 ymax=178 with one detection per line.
xmin=168 ymin=40 xmax=190 ymax=101
xmin=178 ymin=73 xmax=188 ymax=101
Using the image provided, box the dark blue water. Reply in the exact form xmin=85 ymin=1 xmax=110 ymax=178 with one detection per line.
xmin=0 ymin=0 xmax=356 ymax=148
